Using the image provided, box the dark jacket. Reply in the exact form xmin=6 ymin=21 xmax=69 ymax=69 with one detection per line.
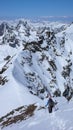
xmin=45 ymin=97 xmax=55 ymax=110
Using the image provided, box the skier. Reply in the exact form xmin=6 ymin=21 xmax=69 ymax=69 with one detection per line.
xmin=45 ymin=96 xmax=55 ymax=113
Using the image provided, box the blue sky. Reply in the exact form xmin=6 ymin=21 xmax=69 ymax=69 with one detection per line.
xmin=0 ymin=0 xmax=73 ymax=18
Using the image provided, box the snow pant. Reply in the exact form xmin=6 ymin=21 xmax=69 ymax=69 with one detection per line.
xmin=48 ymin=106 xmax=53 ymax=113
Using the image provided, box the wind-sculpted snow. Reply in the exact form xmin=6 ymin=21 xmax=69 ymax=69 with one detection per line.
xmin=0 ymin=20 xmax=73 ymax=130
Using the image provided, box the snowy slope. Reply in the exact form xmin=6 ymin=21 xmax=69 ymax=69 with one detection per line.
xmin=0 ymin=20 xmax=73 ymax=130
xmin=1 ymin=97 xmax=73 ymax=130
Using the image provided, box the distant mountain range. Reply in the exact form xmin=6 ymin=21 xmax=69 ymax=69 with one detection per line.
xmin=0 ymin=16 xmax=73 ymax=23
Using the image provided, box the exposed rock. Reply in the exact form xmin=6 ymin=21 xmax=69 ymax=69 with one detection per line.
xmin=0 ymin=23 xmax=5 ymax=36
xmin=0 ymin=104 xmax=37 ymax=129
xmin=63 ymin=85 xmax=73 ymax=101
xmin=0 ymin=76 xmax=8 ymax=85
xmin=4 ymin=55 xmax=11 ymax=61
xmin=49 ymin=60 xmax=57 ymax=71
xmin=53 ymin=89 xmax=61 ymax=97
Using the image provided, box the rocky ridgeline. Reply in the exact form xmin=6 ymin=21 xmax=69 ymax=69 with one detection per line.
xmin=0 ymin=20 xmax=73 ymax=100
xmin=0 ymin=104 xmax=37 ymax=129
